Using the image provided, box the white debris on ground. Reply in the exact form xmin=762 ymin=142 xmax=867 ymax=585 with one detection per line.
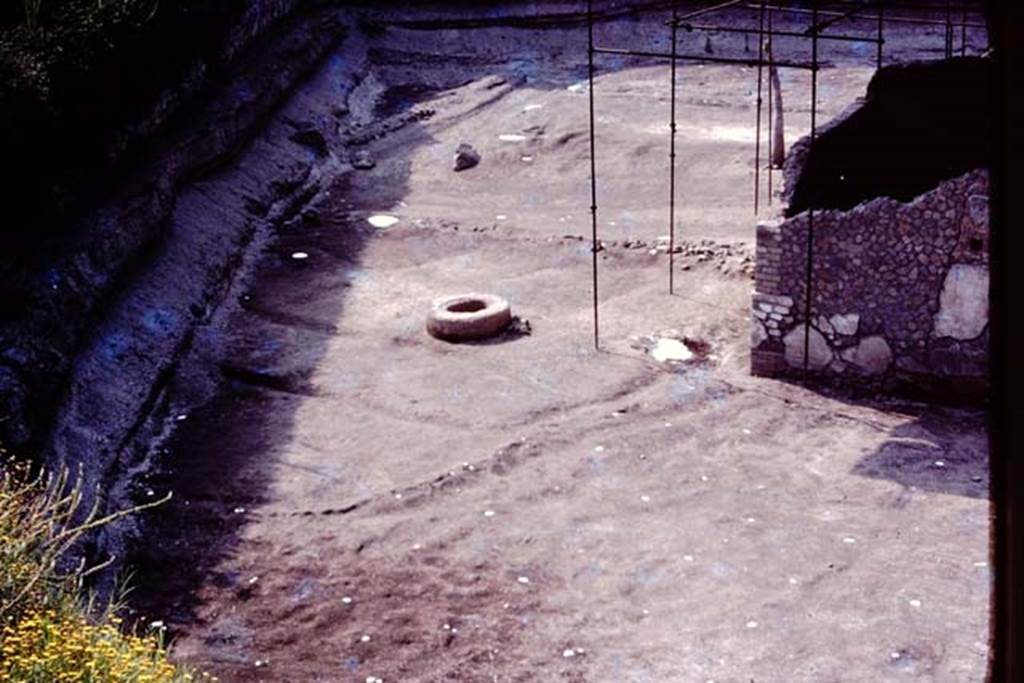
xmin=367 ymin=214 xmax=400 ymax=228
xmin=650 ymin=338 xmax=694 ymax=363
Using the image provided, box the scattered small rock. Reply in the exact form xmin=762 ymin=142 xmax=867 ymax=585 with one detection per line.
xmin=289 ymin=127 xmax=327 ymax=156
xmin=453 ymin=142 xmax=481 ymax=171
xmin=353 ymin=150 xmax=376 ymax=170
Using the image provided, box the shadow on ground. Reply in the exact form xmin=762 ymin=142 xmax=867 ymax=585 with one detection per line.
xmin=851 ymin=407 xmax=988 ymax=500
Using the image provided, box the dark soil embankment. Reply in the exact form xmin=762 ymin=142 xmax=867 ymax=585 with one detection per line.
xmin=783 ymin=56 xmax=993 ymax=216
xmin=0 ymin=0 xmax=343 ymax=455
xmin=1 ymin=1 xmax=294 ymax=242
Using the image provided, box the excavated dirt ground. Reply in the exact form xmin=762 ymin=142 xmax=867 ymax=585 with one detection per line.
xmin=127 ymin=6 xmax=990 ymax=682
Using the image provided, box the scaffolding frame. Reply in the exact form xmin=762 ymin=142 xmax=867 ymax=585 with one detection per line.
xmin=585 ymin=0 xmax=987 ymax=372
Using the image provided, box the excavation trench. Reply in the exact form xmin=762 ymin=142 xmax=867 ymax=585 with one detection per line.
xmin=10 ymin=3 xmax=991 ymax=681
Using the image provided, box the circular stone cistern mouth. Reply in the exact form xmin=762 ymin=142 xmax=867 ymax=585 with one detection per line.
xmin=426 ymin=293 xmax=512 ymax=342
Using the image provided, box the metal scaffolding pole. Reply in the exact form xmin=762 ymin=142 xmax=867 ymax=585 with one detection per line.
xmin=877 ymin=0 xmax=884 ymax=68
xmin=741 ymin=2 xmax=984 ymax=29
xmin=587 ymin=0 xmax=600 ymax=349
xmin=754 ymin=0 xmax=766 ymax=214
xmin=960 ymin=5 xmax=968 ymax=56
xmin=803 ymin=4 xmax=820 ymax=374
xmin=766 ymin=4 xmax=774 ymax=206
xmin=676 ymin=22 xmax=881 ymax=44
xmin=592 ymin=46 xmax=815 ymax=69
xmin=669 ymin=0 xmax=679 ymax=294
xmin=945 ymin=0 xmax=953 ymax=58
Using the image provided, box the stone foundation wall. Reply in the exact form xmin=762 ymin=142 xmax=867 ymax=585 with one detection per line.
xmin=751 ymin=169 xmax=989 ymax=401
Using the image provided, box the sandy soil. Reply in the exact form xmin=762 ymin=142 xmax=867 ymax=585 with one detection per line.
xmin=127 ymin=6 xmax=990 ymax=682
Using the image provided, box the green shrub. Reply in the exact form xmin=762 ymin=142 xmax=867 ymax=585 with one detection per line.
xmin=0 ymin=461 xmax=213 ymax=682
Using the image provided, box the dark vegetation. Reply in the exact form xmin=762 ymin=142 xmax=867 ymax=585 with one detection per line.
xmin=0 ymin=0 xmax=277 ymax=313
xmin=785 ymin=56 xmax=993 ymax=216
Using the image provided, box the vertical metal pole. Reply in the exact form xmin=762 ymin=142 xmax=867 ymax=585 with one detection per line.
xmin=960 ymin=5 xmax=968 ymax=56
xmin=754 ymin=0 xmax=766 ymax=215
xmin=803 ymin=3 xmax=819 ymax=374
xmin=766 ymin=5 xmax=774 ymax=206
xmin=587 ymin=0 xmax=600 ymax=349
xmin=876 ymin=0 xmax=884 ymax=69
xmin=945 ymin=0 xmax=953 ymax=58
xmin=669 ymin=1 xmax=679 ymax=294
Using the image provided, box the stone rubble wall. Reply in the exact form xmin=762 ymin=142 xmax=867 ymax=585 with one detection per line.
xmin=751 ymin=169 xmax=989 ymax=401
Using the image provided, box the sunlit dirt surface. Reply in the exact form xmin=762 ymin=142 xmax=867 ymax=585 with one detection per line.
xmin=127 ymin=6 xmax=989 ymax=681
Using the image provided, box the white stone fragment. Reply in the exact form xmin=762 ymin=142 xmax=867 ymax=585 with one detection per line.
xmin=650 ymin=338 xmax=693 ymax=362
xmin=829 ymin=313 xmax=860 ymax=336
xmin=934 ymin=264 xmax=989 ymax=339
xmin=367 ymin=214 xmax=400 ymax=228
xmin=841 ymin=336 xmax=893 ymax=374
xmin=751 ymin=319 xmax=768 ymax=348
xmin=783 ymin=325 xmax=832 ymax=369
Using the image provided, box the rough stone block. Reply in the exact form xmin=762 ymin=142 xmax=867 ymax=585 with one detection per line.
xmin=783 ymin=325 xmax=832 ymax=370
xmin=934 ymin=264 xmax=989 ymax=340
xmin=829 ymin=313 xmax=860 ymax=336
xmin=841 ymin=335 xmax=893 ymax=374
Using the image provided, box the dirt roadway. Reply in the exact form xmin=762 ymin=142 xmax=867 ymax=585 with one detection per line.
xmin=127 ymin=6 xmax=990 ymax=682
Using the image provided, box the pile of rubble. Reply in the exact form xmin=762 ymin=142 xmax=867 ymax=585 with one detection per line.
xmin=589 ymin=235 xmax=756 ymax=279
